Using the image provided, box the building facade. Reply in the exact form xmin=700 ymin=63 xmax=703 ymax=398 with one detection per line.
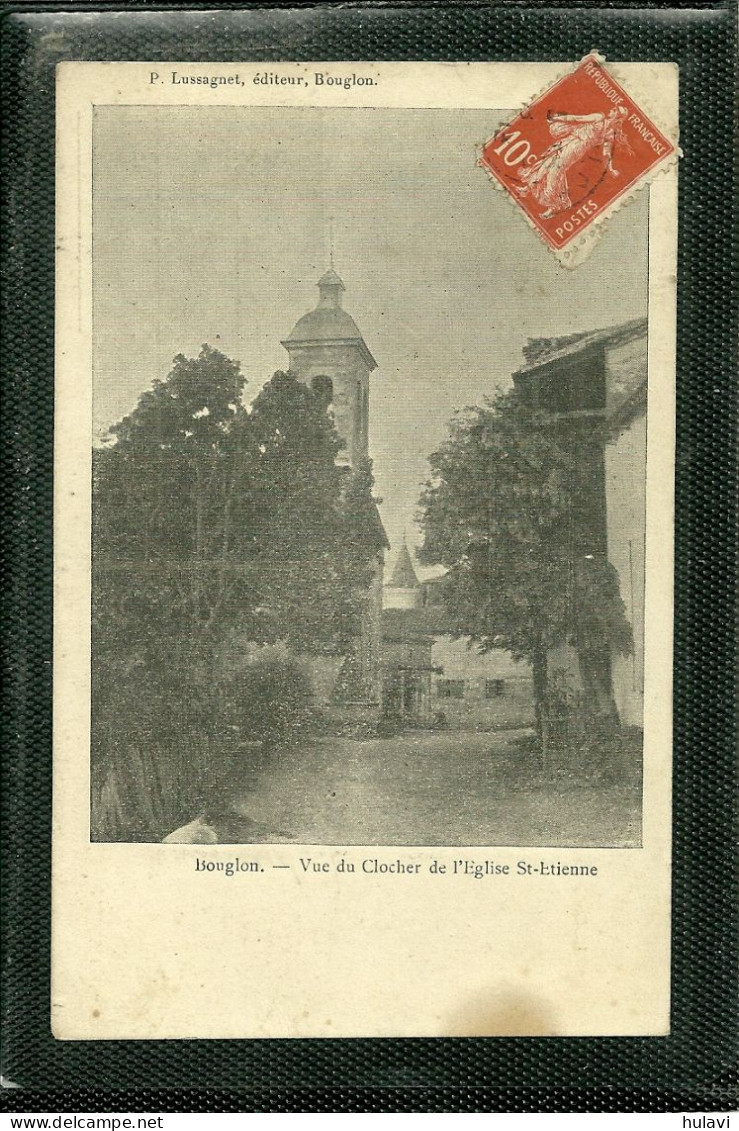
xmin=381 ymin=543 xmax=436 ymax=722
xmin=604 ymin=367 xmax=647 ymax=728
xmin=382 ymin=547 xmax=534 ymax=730
xmin=512 ymin=317 xmax=647 ymax=729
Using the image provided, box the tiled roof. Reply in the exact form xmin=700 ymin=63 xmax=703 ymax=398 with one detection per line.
xmin=516 ymin=317 xmax=647 ymax=377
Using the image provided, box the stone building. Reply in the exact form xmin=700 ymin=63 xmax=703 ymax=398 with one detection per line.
xmin=282 ymin=269 xmax=387 ymax=706
xmin=512 ymin=317 xmax=647 ymax=729
xmin=381 ymin=543 xmax=438 ymax=723
xmin=382 ymin=545 xmax=534 ymax=730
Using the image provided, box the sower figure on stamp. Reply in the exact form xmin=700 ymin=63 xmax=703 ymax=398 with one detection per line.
xmin=517 ymin=105 xmax=630 ymax=218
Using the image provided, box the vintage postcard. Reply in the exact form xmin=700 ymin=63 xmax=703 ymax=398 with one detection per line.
xmin=52 ymin=60 xmax=677 ymax=1038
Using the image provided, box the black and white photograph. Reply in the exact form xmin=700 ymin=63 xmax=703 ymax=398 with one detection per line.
xmin=90 ymin=102 xmax=650 ymax=849
xmin=46 ymin=57 xmax=680 ymax=1041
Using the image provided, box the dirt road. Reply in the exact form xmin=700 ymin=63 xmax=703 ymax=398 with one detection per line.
xmin=226 ymin=729 xmax=641 ymax=847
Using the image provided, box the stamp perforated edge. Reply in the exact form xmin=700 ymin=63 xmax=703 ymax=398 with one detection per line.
xmin=476 ymin=52 xmax=681 ymax=269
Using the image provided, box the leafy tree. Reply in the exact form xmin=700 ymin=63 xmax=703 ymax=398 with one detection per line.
xmin=93 ymin=353 xmax=379 ymax=665
xmin=244 ymin=369 xmax=379 ymax=654
xmin=419 ymin=387 xmax=632 ymax=755
xmin=91 ymin=349 xmax=381 ymax=838
xmin=93 ymin=345 xmax=248 ymax=661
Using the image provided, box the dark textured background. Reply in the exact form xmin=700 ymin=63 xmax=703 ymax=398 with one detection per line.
xmin=1 ymin=1 xmax=737 ymax=1111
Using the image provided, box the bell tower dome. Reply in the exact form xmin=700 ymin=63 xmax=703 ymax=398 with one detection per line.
xmin=281 ymin=269 xmax=376 ymax=468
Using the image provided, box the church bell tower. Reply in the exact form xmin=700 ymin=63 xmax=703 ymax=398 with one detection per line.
xmin=281 ymin=269 xmax=386 ymax=707
xmin=281 ymin=269 xmax=376 ymax=469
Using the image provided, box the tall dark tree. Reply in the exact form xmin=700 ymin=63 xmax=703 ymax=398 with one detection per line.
xmin=93 ymin=344 xmax=249 ymax=660
xmin=237 ymin=368 xmax=379 ymax=653
xmin=419 ymin=387 xmax=632 ymax=753
xmin=93 ymin=353 xmax=378 ymax=663
xmin=91 ymin=349 xmax=380 ymax=839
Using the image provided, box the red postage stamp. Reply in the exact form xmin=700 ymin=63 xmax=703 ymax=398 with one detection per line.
xmin=479 ymin=53 xmax=677 ymax=259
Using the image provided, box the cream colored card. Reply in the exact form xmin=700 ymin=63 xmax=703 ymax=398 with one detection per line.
xmin=53 ymin=61 xmax=677 ymax=1039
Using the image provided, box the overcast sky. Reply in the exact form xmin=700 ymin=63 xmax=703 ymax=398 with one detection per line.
xmin=93 ymin=105 xmax=648 ymax=569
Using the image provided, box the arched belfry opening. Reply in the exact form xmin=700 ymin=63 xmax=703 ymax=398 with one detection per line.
xmin=311 ymin=374 xmax=334 ymax=409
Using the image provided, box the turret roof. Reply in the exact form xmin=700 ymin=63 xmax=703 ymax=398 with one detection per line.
xmin=388 ymin=543 xmax=420 ymax=589
xmin=284 ymin=306 xmax=365 ymax=344
xmin=318 ymin=268 xmax=345 ymax=289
